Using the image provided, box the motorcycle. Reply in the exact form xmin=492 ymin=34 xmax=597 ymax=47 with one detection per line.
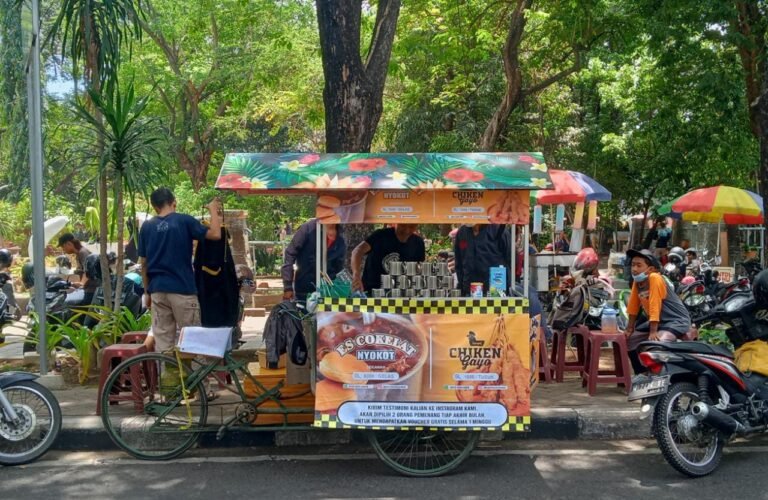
xmin=628 ymin=290 xmax=768 ymax=477
xmin=23 ymin=276 xmax=77 ymax=353
xmin=0 ymin=270 xmax=62 ymax=465
xmin=0 ymin=372 xmax=62 ymax=465
xmin=549 ymin=271 xmax=616 ymax=332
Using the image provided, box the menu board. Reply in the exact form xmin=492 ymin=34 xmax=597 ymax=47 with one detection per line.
xmin=313 ymin=298 xmax=531 ymax=432
xmin=315 ymin=190 xmax=529 ymax=225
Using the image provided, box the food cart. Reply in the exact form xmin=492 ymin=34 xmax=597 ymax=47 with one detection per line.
xmin=217 ymin=152 xmax=552 ymax=475
xmin=99 ymin=152 xmax=552 ymax=478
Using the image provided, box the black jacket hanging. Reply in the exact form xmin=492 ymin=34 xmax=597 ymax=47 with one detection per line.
xmin=194 ymin=227 xmax=240 ymax=327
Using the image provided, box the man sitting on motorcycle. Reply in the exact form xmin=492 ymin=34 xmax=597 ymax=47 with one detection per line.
xmin=681 ymin=249 xmax=699 ymax=277
xmin=625 ymin=249 xmax=692 ymax=375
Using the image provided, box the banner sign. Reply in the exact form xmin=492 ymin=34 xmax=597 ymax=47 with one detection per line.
xmin=313 ymin=298 xmax=531 ymax=432
xmin=315 ymin=190 xmax=530 ymax=225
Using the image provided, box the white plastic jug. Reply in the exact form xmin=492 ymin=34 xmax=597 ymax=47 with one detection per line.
xmin=601 ymin=307 xmax=618 ymax=334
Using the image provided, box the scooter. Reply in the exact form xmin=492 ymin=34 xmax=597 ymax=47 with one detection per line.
xmin=0 ymin=372 xmax=62 ymax=465
xmin=0 ymin=270 xmax=62 ymax=465
xmin=628 ymin=290 xmax=768 ymax=477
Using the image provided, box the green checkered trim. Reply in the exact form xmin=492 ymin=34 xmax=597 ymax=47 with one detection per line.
xmin=317 ymin=297 xmax=528 ymax=315
xmin=313 ymin=413 xmax=531 ymax=432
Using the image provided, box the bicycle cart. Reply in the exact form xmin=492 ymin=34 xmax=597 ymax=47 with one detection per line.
xmin=101 ymin=153 xmax=552 ymax=476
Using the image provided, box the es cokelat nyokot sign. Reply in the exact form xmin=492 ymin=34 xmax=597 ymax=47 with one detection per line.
xmin=313 ymin=298 xmax=531 ymax=432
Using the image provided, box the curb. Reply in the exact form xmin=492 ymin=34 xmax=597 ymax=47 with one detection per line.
xmin=53 ymin=408 xmax=651 ymax=451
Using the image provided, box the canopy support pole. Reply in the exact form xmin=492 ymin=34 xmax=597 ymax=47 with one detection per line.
xmin=523 ymin=225 xmax=530 ymax=298
xmin=315 ymin=219 xmax=322 ymax=295
xmin=510 ymin=224 xmax=516 ymax=295
xmin=716 ymin=219 xmax=722 ymax=256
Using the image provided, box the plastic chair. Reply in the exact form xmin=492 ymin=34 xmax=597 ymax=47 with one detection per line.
xmin=581 ymin=330 xmax=633 ymax=396
xmin=120 ymin=331 xmax=148 ymax=344
xmin=96 ymin=344 xmax=150 ymax=415
xmin=538 ymin=335 xmax=553 ymax=383
xmin=550 ymin=325 xmax=589 ymax=383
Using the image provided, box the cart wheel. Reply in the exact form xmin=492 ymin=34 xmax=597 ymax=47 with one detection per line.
xmin=368 ymin=429 xmax=479 ymax=477
xmin=100 ymin=353 xmax=208 ymax=460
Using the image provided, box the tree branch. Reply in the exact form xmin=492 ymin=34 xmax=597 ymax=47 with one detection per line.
xmin=364 ymin=0 xmax=402 ymax=85
xmin=524 ymin=54 xmax=581 ymax=96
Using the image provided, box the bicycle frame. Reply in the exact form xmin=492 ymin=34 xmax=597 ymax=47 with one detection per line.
xmin=147 ymin=351 xmax=315 ymax=435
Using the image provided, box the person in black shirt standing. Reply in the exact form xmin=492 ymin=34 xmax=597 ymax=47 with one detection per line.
xmin=351 ymin=224 xmax=425 ymax=292
xmin=282 ymin=219 xmax=346 ymax=301
xmin=454 ymin=224 xmax=511 ymax=295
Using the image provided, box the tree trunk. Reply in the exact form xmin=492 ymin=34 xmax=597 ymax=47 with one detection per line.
xmin=479 ymin=0 xmax=528 ymax=151
xmin=98 ymin=172 xmax=113 ymax=309
xmin=758 ymin=83 xmax=768 ymax=262
xmin=480 ymin=0 xmax=582 ymax=151
xmin=316 ymin=0 xmax=401 ymax=153
xmin=113 ymin=177 xmax=124 ymax=314
xmin=84 ymin=11 xmax=113 ymax=310
xmin=316 ymin=0 xmax=401 ymax=264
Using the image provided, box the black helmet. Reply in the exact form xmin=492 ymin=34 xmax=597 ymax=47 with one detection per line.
xmin=107 ymin=251 xmax=117 ymax=265
xmin=0 ymin=249 xmax=12 ymax=269
xmin=21 ymin=262 xmax=34 ymax=289
xmin=85 ymin=254 xmax=102 ymax=281
xmin=754 ymin=270 xmax=768 ymax=307
xmin=669 ymin=246 xmax=685 ymax=264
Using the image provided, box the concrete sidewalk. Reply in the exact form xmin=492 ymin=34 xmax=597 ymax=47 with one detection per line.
xmin=51 ymin=374 xmax=648 ymax=451
xmin=4 ymin=314 xmax=650 ymax=450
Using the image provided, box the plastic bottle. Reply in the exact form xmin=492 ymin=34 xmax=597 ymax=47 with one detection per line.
xmin=601 ymin=307 xmax=618 ymax=334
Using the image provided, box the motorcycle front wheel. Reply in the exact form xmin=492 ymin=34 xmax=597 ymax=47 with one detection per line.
xmin=0 ymin=381 xmax=62 ymax=465
xmin=653 ymin=381 xmax=723 ymax=477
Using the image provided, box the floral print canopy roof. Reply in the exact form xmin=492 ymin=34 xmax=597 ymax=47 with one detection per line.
xmin=215 ymin=153 xmax=551 ymax=192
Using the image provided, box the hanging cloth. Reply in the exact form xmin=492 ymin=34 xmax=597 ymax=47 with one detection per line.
xmin=194 ymin=227 xmax=240 ymax=327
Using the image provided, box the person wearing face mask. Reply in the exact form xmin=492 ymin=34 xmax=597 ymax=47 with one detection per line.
xmin=624 ymin=249 xmax=691 ymax=376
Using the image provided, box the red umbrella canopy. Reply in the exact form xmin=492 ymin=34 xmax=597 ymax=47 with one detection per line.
xmin=534 ymin=170 xmax=612 ymax=205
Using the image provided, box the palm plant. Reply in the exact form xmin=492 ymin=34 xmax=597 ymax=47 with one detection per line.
xmin=75 ymin=80 xmax=164 ymax=312
xmin=48 ymin=0 xmax=146 ymax=309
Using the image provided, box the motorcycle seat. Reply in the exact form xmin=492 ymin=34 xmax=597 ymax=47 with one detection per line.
xmin=644 ymin=341 xmax=734 ymax=359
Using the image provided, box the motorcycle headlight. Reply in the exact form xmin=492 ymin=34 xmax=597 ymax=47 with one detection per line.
xmin=685 ymin=295 xmax=705 ymax=306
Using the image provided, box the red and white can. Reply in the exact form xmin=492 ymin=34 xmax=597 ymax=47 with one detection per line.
xmin=470 ymin=282 xmax=483 ymax=298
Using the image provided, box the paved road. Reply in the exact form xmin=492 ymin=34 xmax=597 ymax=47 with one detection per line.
xmin=2 ymin=439 xmax=767 ymax=499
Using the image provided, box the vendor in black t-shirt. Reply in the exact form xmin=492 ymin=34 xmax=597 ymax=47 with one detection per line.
xmin=351 ymin=224 xmax=426 ymax=292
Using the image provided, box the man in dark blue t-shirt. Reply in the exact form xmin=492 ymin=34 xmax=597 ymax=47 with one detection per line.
xmin=138 ymin=187 xmax=222 ymax=352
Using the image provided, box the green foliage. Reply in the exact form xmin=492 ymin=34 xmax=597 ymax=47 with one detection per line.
xmin=26 ymin=312 xmax=67 ymax=357
xmin=76 ymin=304 xmax=149 ymax=345
xmin=252 ymin=245 xmax=282 ymax=276
xmin=53 ymin=315 xmax=98 ymax=384
xmin=699 ymin=328 xmax=734 ymax=352
xmin=0 ymin=0 xmax=29 ymax=197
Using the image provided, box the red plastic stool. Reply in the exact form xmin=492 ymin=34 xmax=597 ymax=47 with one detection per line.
xmin=120 ymin=331 xmax=148 ymax=344
xmin=96 ymin=344 xmax=150 ymax=415
xmin=550 ymin=325 xmax=589 ymax=382
xmin=538 ymin=335 xmax=553 ymax=383
xmin=581 ymin=330 xmax=633 ymax=396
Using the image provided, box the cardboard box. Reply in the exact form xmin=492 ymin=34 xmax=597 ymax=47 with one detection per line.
xmin=257 ymin=348 xmax=286 ymax=369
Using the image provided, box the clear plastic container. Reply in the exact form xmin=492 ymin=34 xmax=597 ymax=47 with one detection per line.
xmin=601 ymin=307 xmax=618 ymax=334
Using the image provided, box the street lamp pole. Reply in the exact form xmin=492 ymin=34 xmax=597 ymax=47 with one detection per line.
xmin=26 ymin=0 xmax=48 ymax=374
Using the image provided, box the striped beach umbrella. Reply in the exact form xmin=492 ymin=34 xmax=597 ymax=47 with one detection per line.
xmin=533 ymin=170 xmax=612 ymax=205
xmin=657 ymin=186 xmax=763 ymax=225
